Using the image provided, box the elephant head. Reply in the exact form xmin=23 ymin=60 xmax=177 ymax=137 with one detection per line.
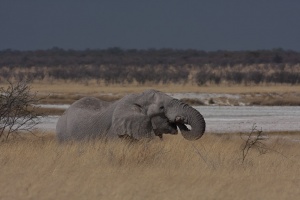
xmin=111 ymin=90 xmax=205 ymax=140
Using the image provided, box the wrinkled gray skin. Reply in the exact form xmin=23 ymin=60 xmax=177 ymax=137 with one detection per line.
xmin=57 ymin=98 xmax=177 ymax=141
xmin=56 ymin=90 xmax=205 ymax=141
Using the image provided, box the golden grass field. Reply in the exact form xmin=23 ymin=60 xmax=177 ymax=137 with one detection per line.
xmin=1 ymin=133 xmax=300 ymax=200
xmin=1 ymin=81 xmax=297 ymax=106
xmin=2 ymin=81 xmax=300 ymax=106
xmin=29 ymin=82 xmax=300 ymax=95
xmin=1 ymin=82 xmax=300 ymax=199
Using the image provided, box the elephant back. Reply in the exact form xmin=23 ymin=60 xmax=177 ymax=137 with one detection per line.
xmin=72 ymin=97 xmax=111 ymax=111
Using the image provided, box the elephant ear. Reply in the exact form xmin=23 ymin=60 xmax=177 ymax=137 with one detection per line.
xmin=111 ymin=103 xmax=154 ymax=140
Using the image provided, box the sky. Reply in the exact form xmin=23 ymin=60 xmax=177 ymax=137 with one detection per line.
xmin=1 ymin=0 xmax=300 ymax=51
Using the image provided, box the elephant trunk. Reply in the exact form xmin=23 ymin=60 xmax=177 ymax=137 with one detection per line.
xmin=168 ymin=99 xmax=206 ymax=140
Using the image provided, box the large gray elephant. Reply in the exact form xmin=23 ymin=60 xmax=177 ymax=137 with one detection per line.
xmin=56 ymin=97 xmax=178 ymax=141
xmin=56 ymin=89 xmax=205 ymax=141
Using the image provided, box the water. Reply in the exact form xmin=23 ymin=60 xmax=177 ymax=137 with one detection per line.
xmin=37 ymin=105 xmax=300 ymax=133
xmin=196 ymin=106 xmax=300 ymax=133
xmin=37 ymin=115 xmax=60 ymax=132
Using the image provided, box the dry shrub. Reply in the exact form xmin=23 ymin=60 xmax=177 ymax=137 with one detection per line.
xmin=0 ymin=81 xmax=41 ymax=140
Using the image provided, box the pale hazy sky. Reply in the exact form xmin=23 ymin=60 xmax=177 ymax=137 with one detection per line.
xmin=1 ymin=0 xmax=300 ymax=51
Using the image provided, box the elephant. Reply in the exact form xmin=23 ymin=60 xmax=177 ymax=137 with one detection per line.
xmin=56 ymin=89 xmax=206 ymax=141
xmin=56 ymin=97 xmax=178 ymax=141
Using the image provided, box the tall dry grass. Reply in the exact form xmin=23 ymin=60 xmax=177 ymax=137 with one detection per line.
xmin=1 ymin=133 xmax=300 ymax=200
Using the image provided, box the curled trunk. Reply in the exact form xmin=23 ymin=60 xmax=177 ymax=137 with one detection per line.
xmin=168 ymin=99 xmax=206 ymax=140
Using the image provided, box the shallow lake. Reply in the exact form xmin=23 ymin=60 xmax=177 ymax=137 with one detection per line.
xmin=196 ymin=106 xmax=300 ymax=133
xmin=37 ymin=106 xmax=300 ymax=133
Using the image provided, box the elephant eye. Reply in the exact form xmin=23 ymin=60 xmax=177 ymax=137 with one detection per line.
xmin=159 ymin=106 xmax=164 ymax=110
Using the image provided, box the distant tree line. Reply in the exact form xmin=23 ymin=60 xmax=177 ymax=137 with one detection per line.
xmin=0 ymin=47 xmax=300 ymax=85
xmin=2 ymin=47 xmax=300 ymax=66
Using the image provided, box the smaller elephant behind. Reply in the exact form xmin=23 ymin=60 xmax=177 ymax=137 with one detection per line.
xmin=56 ymin=97 xmax=178 ymax=141
xmin=151 ymin=115 xmax=178 ymax=139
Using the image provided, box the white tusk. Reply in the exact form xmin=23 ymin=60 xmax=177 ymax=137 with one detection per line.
xmin=185 ymin=124 xmax=192 ymax=131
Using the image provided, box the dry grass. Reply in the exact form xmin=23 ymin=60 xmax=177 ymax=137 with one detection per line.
xmin=1 ymin=82 xmax=299 ymax=95
xmin=38 ymin=93 xmax=122 ymax=105
xmin=2 ymin=81 xmax=300 ymax=106
xmin=33 ymin=107 xmax=66 ymax=116
xmin=1 ymin=133 xmax=300 ymax=200
xmin=31 ymin=83 xmax=300 ymax=106
xmin=246 ymin=95 xmax=300 ymax=106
